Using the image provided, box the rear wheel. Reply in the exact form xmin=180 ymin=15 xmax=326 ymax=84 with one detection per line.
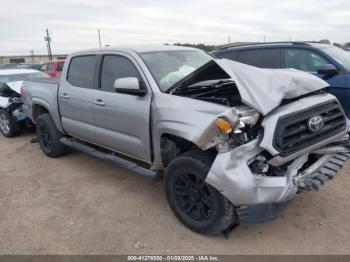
xmin=36 ymin=113 xmax=67 ymax=157
xmin=0 ymin=109 xmax=20 ymax=137
xmin=165 ymin=150 xmax=238 ymax=235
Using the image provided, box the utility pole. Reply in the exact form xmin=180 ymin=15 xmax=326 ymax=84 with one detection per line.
xmin=30 ymin=50 xmax=34 ymax=63
xmin=228 ymin=35 xmax=231 ymax=44
xmin=44 ymin=29 xmax=53 ymax=61
xmin=98 ymin=29 xmax=102 ymax=47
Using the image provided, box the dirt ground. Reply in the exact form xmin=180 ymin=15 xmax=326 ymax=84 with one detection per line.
xmin=1 ymin=132 xmax=350 ymax=255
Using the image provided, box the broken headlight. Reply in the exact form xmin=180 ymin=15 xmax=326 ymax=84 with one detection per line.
xmin=215 ymin=106 xmax=261 ymax=152
xmin=216 ymin=106 xmax=260 ymax=133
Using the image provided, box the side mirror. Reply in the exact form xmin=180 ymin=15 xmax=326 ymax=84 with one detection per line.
xmin=113 ymin=77 xmax=147 ymax=96
xmin=317 ymin=64 xmax=338 ymax=76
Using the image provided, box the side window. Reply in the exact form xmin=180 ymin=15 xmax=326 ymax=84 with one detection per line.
xmin=100 ymin=55 xmax=141 ymax=92
xmin=237 ymin=49 xmax=281 ymax=68
xmin=57 ymin=62 xmax=64 ymax=72
xmin=39 ymin=64 xmax=47 ymax=71
xmin=216 ymin=51 xmax=239 ymax=61
xmin=284 ymin=49 xmax=329 ymax=72
xmin=67 ymin=55 xmax=96 ymax=88
xmin=47 ymin=63 xmax=54 ymax=71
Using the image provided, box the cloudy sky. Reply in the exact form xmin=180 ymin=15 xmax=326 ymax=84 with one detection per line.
xmin=1 ymin=0 xmax=350 ymax=55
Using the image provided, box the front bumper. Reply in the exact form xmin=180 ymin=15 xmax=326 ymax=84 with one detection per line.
xmin=296 ymin=150 xmax=350 ymax=192
xmin=205 ymin=138 xmax=350 ymax=207
xmin=237 ymin=201 xmax=290 ymax=225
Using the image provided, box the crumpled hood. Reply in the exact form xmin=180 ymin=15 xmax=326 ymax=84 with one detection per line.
xmin=5 ymin=81 xmax=23 ymax=94
xmin=215 ymin=59 xmax=329 ymax=115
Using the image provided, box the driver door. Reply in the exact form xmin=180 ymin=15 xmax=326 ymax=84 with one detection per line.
xmin=92 ymin=53 xmax=152 ymax=163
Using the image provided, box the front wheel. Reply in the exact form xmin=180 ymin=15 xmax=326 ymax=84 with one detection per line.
xmin=36 ymin=113 xmax=67 ymax=157
xmin=0 ymin=109 xmax=20 ymax=137
xmin=165 ymin=150 xmax=238 ymax=235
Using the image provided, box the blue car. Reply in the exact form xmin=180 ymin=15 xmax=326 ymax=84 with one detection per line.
xmin=212 ymin=42 xmax=350 ymax=117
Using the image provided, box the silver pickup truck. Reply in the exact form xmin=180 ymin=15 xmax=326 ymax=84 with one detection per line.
xmin=23 ymin=45 xmax=350 ymax=235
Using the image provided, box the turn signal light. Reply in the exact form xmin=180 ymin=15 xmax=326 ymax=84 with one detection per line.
xmin=215 ymin=118 xmax=233 ymax=133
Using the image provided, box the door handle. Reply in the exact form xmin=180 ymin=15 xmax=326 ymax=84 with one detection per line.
xmin=60 ymin=93 xmax=70 ymax=99
xmin=94 ymin=99 xmax=105 ymax=106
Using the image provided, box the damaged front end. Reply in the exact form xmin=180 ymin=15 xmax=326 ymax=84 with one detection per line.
xmin=204 ymin=93 xmax=350 ymax=225
xmin=0 ymin=81 xmax=26 ymax=121
xmin=156 ymin=57 xmax=350 ymax=225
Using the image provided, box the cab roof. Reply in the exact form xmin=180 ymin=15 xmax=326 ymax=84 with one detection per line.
xmin=71 ymin=45 xmax=199 ymax=56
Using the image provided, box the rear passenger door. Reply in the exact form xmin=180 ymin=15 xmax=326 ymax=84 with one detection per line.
xmin=237 ymin=48 xmax=281 ymax=68
xmin=58 ymin=55 xmax=97 ymax=142
xmin=92 ymin=53 xmax=152 ymax=163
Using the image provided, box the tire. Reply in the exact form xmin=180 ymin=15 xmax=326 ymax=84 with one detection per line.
xmin=36 ymin=113 xmax=67 ymax=157
xmin=0 ymin=109 xmax=21 ymax=137
xmin=165 ymin=150 xmax=238 ymax=235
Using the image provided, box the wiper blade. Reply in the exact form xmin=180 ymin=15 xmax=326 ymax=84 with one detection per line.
xmin=173 ymin=79 xmax=234 ymax=95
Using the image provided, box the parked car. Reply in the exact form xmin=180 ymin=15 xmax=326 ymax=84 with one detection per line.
xmin=28 ymin=63 xmax=44 ymax=70
xmin=23 ymin=45 xmax=350 ymax=235
xmin=39 ymin=60 xmax=65 ymax=79
xmin=17 ymin=63 xmax=43 ymax=70
xmin=212 ymin=42 xmax=350 ymax=117
xmin=0 ymin=69 xmax=50 ymax=137
xmin=0 ymin=63 xmax=18 ymax=70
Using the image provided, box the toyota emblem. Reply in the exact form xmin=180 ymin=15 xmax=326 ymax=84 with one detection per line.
xmin=308 ymin=115 xmax=324 ymax=133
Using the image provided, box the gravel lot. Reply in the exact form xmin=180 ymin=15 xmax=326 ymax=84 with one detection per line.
xmin=1 ymin=132 xmax=350 ymax=255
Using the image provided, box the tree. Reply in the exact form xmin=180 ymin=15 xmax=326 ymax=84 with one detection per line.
xmin=319 ymin=39 xmax=331 ymax=44
xmin=173 ymin=43 xmax=219 ymax=52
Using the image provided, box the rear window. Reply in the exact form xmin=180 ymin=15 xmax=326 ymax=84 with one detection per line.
xmin=67 ymin=55 xmax=96 ymax=88
xmin=237 ymin=49 xmax=281 ymax=68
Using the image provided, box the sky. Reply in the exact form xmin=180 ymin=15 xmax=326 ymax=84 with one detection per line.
xmin=1 ymin=0 xmax=350 ymax=55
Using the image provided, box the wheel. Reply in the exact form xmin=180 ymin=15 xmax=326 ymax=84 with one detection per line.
xmin=0 ymin=109 xmax=21 ymax=137
xmin=36 ymin=113 xmax=67 ymax=157
xmin=165 ymin=150 xmax=238 ymax=235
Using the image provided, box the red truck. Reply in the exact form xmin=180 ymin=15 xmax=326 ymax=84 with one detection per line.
xmin=39 ymin=60 xmax=65 ymax=79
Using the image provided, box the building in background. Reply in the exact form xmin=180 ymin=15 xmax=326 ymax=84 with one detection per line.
xmin=0 ymin=54 xmax=67 ymax=64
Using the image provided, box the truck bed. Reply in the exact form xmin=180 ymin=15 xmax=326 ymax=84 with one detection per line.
xmin=22 ymin=79 xmax=62 ymax=130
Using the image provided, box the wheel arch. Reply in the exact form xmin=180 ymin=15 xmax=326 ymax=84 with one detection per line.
xmin=32 ymin=103 xmax=49 ymax=122
xmin=152 ymin=123 xmax=218 ymax=170
xmin=31 ymin=98 xmax=65 ymax=133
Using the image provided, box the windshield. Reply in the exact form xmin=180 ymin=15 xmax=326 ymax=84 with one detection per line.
xmin=0 ymin=72 xmax=49 ymax=85
xmin=322 ymin=46 xmax=350 ymax=71
xmin=140 ymin=50 xmax=213 ymax=92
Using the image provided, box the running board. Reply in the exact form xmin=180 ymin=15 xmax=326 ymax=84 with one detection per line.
xmin=60 ymin=138 xmax=159 ymax=179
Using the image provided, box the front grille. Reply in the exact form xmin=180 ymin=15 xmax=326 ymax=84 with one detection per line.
xmin=274 ymin=100 xmax=346 ymax=156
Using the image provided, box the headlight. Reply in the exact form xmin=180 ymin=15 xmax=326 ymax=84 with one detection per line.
xmin=216 ymin=106 xmax=260 ymax=134
xmin=235 ymin=107 xmax=260 ymax=127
